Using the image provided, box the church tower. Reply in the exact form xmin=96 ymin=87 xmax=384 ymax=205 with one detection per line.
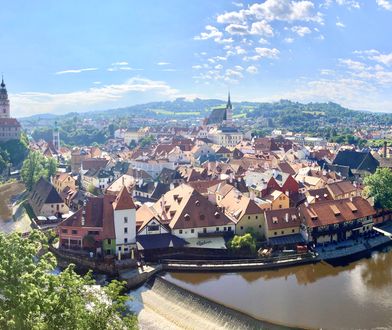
xmin=225 ymin=91 xmax=232 ymax=124
xmin=0 ymin=76 xmax=10 ymax=119
xmin=53 ymin=121 xmax=60 ymax=151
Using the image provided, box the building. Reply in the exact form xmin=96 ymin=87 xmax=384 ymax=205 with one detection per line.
xmin=58 ymin=187 xmax=137 ymax=256
xmin=205 ymin=92 xmax=233 ymax=126
xmin=0 ymin=77 xmax=21 ymax=142
xmin=52 ymin=172 xmax=77 ymax=193
xmin=264 ymin=207 xmax=303 ymax=246
xmin=140 ymin=184 xmax=236 ymax=240
xmin=299 ymin=197 xmax=375 ymax=245
xmin=207 ymin=126 xmax=243 ymax=148
xmin=326 ymin=180 xmax=359 ymax=200
xmin=218 ymin=189 xmax=265 ymax=237
xmin=30 ymin=177 xmax=69 ymax=217
xmin=333 ymin=150 xmax=379 ymax=177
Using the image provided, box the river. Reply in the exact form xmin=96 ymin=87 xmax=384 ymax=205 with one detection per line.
xmin=162 ymin=246 xmax=392 ymax=329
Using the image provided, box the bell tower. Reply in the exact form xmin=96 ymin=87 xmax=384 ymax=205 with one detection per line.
xmin=225 ymin=91 xmax=232 ymax=124
xmin=0 ymin=76 xmax=10 ymax=119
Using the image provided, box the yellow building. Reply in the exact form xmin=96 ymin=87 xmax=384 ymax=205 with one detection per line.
xmin=264 ymin=190 xmax=290 ymax=210
xmin=218 ymin=189 xmax=265 ymax=237
xmin=264 ymin=207 xmax=302 ymax=243
xmin=53 ymin=172 xmax=77 ymax=193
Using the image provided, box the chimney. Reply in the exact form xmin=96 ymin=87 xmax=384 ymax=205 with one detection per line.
xmin=384 ymin=141 xmax=387 ymax=158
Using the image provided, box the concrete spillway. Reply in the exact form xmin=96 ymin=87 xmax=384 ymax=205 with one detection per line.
xmin=127 ymin=276 xmax=295 ymax=330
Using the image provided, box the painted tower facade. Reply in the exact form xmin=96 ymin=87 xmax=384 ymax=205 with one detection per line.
xmin=0 ymin=77 xmax=10 ymax=119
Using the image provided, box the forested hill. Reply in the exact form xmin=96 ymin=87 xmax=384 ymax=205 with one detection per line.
xmin=20 ymin=98 xmax=392 ymax=124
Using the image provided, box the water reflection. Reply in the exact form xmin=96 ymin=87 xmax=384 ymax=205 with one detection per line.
xmin=165 ymin=245 xmax=392 ymax=329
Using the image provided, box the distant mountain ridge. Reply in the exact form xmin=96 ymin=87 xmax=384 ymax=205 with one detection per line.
xmin=19 ymin=98 xmax=392 ymax=127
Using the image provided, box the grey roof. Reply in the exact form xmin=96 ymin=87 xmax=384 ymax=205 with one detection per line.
xmin=30 ymin=177 xmax=63 ymax=206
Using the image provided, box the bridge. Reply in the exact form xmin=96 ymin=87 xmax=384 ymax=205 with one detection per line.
xmin=373 ymin=226 xmax=392 ymax=239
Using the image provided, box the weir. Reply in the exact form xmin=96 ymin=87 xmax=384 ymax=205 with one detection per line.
xmin=128 ymin=275 xmax=297 ymax=330
xmin=373 ymin=226 xmax=392 ymax=238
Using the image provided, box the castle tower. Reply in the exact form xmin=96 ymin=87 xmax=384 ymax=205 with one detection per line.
xmin=0 ymin=76 xmax=10 ymax=119
xmin=113 ymin=186 xmax=137 ymax=256
xmin=225 ymin=91 xmax=232 ymax=124
xmin=53 ymin=121 xmax=60 ymax=151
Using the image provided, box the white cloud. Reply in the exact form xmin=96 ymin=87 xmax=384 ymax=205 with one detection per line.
xmin=336 ymin=21 xmax=346 ymax=28
xmin=215 ymin=64 xmax=223 ymax=70
xmin=250 ymin=20 xmax=274 ymax=36
xmin=246 ymin=65 xmax=259 ymax=74
xmin=376 ymin=0 xmax=392 ymax=10
xmin=12 ymin=77 xmax=181 ymax=117
xmin=371 ymin=52 xmax=392 ymax=66
xmin=217 ymin=10 xmax=247 ymax=24
xmin=255 ymin=47 xmax=280 ymax=58
xmin=111 ymin=61 xmax=128 ymax=66
xmin=192 ymin=65 xmax=203 ymax=69
xmin=194 ymin=25 xmax=223 ymax=42
xmin=324 ymin=0 xmax=360 ymax=9
xmin=107 ymin=66 xmax=142 ymax=72
xmin=232 ymin=1 xmax=244 ymax=7
xmin=225 ymin=23 xmax=249 ymax=35
xmin=258 ymin=38 xmax=270 ymax=44
xmin=235 ymin=46 xmax=247 ymax=55
xmin=248 ymin=0 xmax=324 ymax=24
xmin=157 ymin=62 xmax=170 ymax=65
xmin=55 ymin=68 xmax=98 ymax=75
xmin=284 ymin=37 xmax=295 ymax=43
xmin=291 ymin=25 xmax=312 ymax=36
xmin=339 ymin=58 xmax=367 ymax=71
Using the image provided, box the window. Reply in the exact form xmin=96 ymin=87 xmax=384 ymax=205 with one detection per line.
xmin=259 ymin=225 xmax=262 ymax=228
xmin=228 ymin=227 xmax=232 ymax=231
xmin=216 ymin=227 xmax=219 ymax=231
xmin=124 ymin=227 xmax=128 ymax=234
xmin=240 ymin=226 xmax=243 ymax=230
xmin=224 ymin=227 xmax=227 ymax=231
xmin=124 ymin=238 xmax=128 ymax=243
xmin=248 ymin=216 xmax=250 ymax=219
xmin=292 ymin=229 xmax=295 ymax=233
xmin=108 ymin=239 xmax=112 ymax=245
xmin=256 ymin=216 xmax=258 ymax=219
xmin=274 ymin=232 xmax=277 ymax=236
xmin=118 ymin=246 xmax=122 ymax=251
xmin=72 ymin=230 xmax=77 ymax=235
xmin=281 ymin=231 xmax=284 ymax=234
xmin=203 ymin=228 xmax=207 ymax=233
xmin=61 ymin=229 xmax=67 ymax=234
xmin=191 ymin=229 xmax=194 ymax=233
xmin=148 ymin=225 xmax=159 ymax=232
xmin=124 ymin=217 xmax=128 ymax=223
xmin=88 ymin=231 xmax=99 ymax=236
xmin=179 ymin=229 xmax=183 ymax=234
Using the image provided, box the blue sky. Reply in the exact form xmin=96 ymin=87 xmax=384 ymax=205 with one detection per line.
xmin=2 ymin=0 xmax=392 ymax=117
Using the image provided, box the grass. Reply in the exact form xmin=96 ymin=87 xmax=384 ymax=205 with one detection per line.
xmin=0 ymin=182 xmax=25 ymax=221
xmin=151 ymin=109 xmax=200 ymax=116
xmin=233 ymin=113 xmax=247 ymax=119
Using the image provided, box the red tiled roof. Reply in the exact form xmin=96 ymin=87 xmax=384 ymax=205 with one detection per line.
xmin=300 ymin=196 xmax=375 ymax=228
xmin=113 ymin=186 xmax=136 ymax=210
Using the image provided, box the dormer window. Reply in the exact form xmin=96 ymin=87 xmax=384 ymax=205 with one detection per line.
xmin=184 ymin=214 xmax=190 ymax=221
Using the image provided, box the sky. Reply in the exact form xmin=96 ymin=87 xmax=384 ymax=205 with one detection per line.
xmin=2 ymin=0 xmax=392 ymax=117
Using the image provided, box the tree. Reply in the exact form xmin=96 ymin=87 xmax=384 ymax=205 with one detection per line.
xmin=47 ymin=157 xmax=58 ymax=179
xmin=0 ymin=231 xmax=137 ymax=330
xmin=364 ymin=168 xmax=392 ymax=209
xmin=21 ymin=152 xmax=58 ymax=190
xmin=228 ymin=233 xmax=257 ymax=254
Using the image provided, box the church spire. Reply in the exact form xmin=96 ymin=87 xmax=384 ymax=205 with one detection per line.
xmin=227 ymin=90 xmax=232 ymax=109
xmin=0 ymin=75 xmax=5 ymax=88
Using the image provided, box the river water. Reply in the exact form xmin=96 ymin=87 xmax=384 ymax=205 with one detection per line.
xmin=163 ymin=246 xmax=392 ymax=329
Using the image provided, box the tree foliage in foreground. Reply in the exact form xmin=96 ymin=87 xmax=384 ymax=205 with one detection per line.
xmin=364 ymin=168 xmax=392 ymax=209
xmin=0 ymin=231 xmax=137 ymax=330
